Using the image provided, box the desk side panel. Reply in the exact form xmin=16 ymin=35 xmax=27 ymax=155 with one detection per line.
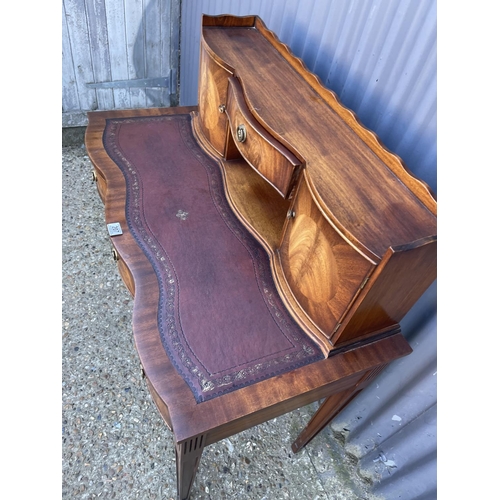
xmin=198 ymin=39 xmax=233 ymax=155
xmin=333 ymin=237 xmax=437 ymax=346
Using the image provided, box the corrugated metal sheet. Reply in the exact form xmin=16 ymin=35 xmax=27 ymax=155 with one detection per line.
xmin=180 ymin=2 xmax=437 ymax=498
xmin=333 ymin=282 xmax=437 ymax=499
xmin=62 ymin=0 xmax=181 ymax=127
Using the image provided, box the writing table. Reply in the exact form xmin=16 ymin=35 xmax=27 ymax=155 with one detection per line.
xmin=85 ymin=14 xmax=436 ymax=500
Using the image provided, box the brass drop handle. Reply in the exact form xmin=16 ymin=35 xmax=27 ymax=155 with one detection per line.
xmin=236 ymin=124 xmax=247 ymax=143
xmin=112 ymin=248 xmax=119 ymax=262
xmin=92 ymin=170 xmax=97 ymax=183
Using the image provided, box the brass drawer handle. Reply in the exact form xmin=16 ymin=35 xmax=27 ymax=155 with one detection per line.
xmin=112 ymin=248 xmax=119 ymax=262
xmin=92 ymin=170 xmax=97 ymax=183
xmin=236 ymin=124 xmax=247 ymax=143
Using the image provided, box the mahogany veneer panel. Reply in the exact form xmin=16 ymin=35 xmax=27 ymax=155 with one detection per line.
xmin=280 ymin=173 xmax=375 ymax=337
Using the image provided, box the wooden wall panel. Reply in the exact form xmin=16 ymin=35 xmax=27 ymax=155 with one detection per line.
xmin=62 ymin=0 xmax=181 ymax=127
xmin=85 ymin=0 xmax=114 ymax=111
xmin=63 ymin=0 xmax=98 ymax=125
xmin=62 ymin=1 xmax=80 ymax=113
xmin=104 ymin=0 xmax=130 ymax=110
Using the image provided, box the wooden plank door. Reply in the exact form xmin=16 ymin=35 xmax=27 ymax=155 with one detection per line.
xmin=62 ymin=0 xmax=181 ymax=127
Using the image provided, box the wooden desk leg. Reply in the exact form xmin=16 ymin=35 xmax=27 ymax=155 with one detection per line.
xmin=291 ymin=366 xmax=386 ymax=453
xmin=176 ymin=435 xmax=206 ymax=500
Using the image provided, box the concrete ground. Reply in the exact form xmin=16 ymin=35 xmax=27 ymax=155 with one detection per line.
xmin=62 ymin=129 xmax=380 ymax=500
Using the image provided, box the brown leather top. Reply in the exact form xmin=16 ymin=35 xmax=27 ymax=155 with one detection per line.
xmin=102 ymin=113 xmax=323 ymax=402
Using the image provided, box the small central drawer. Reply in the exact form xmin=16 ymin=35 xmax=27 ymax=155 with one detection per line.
xmin=225 ymin=77 xmax=302 ymax=198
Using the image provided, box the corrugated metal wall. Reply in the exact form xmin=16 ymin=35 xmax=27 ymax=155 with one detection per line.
xmin=180 ymin=1 xmax=437 ymax=498
xmin=62 ymin=0 xmax=181 ymax=127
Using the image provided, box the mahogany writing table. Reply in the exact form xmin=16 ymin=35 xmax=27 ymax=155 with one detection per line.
xmin=85 ymin=15 xmax=436 ymax=500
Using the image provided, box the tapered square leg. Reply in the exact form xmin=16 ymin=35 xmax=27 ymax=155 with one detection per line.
xmin=292 ymin=366 xmax=386 ymax=453
xmin=175 ymin=435 xmax=205 ymax=500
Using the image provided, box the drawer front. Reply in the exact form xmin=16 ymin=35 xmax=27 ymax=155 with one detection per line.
xmin=279 ymin=175 xmax=374 ymax=338
xmin=92 ymin=167 xmax=107 ymax=204
xmin=198 ymin=41 xmax=233 ymax=155
xmin=225 ymin=77 xmax=302 ymax=198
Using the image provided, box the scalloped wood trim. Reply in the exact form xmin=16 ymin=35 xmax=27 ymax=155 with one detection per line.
xmin=202 ymin=14 xmax=256 ymax=28
xmin=254 ymin=17 xmax=437 ymax=216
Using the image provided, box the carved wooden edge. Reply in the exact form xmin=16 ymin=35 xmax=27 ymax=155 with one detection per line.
xmin=86 ymin=112 xmax=138 ymax=297
xmin=202 ymin=14 xmax=256 ymax=28
xmin=252 ymin=16 xmax=437 ymax=216
xmin=161 ymin=325 xmax=412 ymax=444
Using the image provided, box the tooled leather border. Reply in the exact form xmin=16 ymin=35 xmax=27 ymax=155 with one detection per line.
xmin=102 ymin=113 xmax=323 ymax=402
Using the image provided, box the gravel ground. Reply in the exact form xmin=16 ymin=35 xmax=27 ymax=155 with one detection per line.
xmin=62 ymin=141 xmax=379 ymax=500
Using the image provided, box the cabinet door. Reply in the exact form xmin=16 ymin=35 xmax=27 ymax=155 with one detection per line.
xmin=279 ymin=177 xmax=374 ymax=338
xmin=198 ymin=42 xmax=233 ymax=155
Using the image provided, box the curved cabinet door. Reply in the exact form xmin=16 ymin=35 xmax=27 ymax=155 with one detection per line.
xmin=198 ymin=41 xmax=233 ymax=155
xmin=279 ymin=175 xmax=375 ymax=338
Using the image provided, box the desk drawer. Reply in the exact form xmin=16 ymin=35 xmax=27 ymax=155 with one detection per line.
xmin=225 ymin=77 xmax=302 ymax=198
xmin=92 ymin=167 xmax=107 ymax=203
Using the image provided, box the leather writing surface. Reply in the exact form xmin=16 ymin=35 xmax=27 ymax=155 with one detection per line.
xmin=103 ymin=114 xmax=323 ymax=402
